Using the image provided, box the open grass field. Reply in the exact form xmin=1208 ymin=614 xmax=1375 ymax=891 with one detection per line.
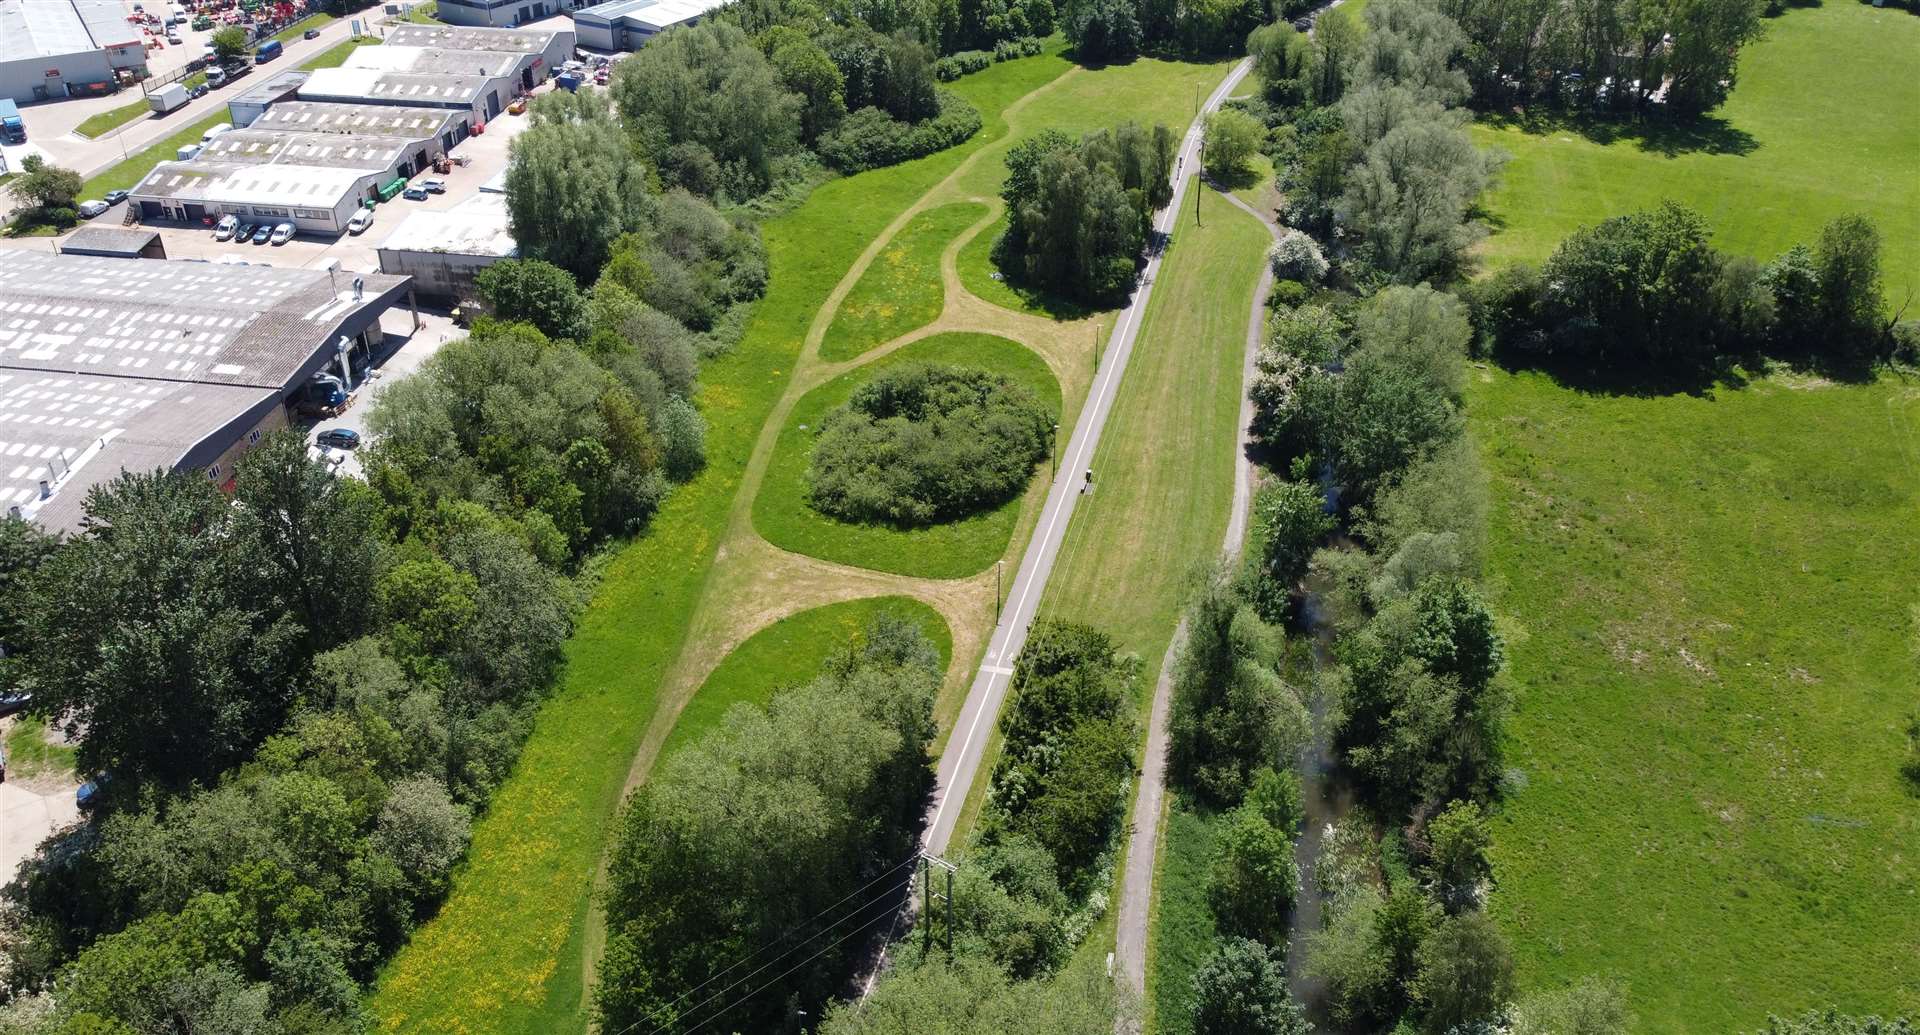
xmin=820 ymin=202 xmax=986 ymax=361
xmin=1472 ymin=367 xmax=1920 ymax=1030
xmin=366 ymin=47 xmax=1088 ymax=1035
xmin=753 ymin=332 xmax=1063 ymax=579
xmin=1471 ymin=1 xmax=1920 ymax=298
xmin=658 ymin=596 xmax=951 ymax=762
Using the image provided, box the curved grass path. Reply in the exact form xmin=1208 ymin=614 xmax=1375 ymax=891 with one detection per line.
xmin=368 ymin=43 xmax=1242 ymax=1035
xmin=754 ymin=331 xmax=1064 ymax=579
xmin=820 ymin=202 xmax=990 ymax=362
xmin=658 ymin=595 xmax=952 ymax=763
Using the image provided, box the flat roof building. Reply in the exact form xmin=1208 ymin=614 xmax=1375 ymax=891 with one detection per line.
xmin=299 ymin=25 xmax=572 ymax=120
xmin=0 ymin=252 xmax=413 ymax=531
xmin=128 ymin=105 xmax=462 ymax=234
xmin=0 ymin=0 xmax=147 ymax=102
xmin=227 ymin=69 xmax=310 ymax=128
xmin=376 ymin=192 xmax=516 ymax=302
xmin=573 ymin=0 xmax=728 ymax=51
xmin=57 ymin=226 xmax=166 ymax=259
xmin=431 ymin=0 xmax=594 ymax=30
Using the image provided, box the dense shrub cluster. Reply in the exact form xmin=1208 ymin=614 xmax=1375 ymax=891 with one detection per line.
xmin=1061 ymin=0 xmax=1294 ymax=61
xmin=1463 ymin=203 xmax=1894 ymax=380
xmin=808 ymin=364 xmax=1053 ymax=526
xmin=0 ymin=431 xmax=574 ymax=1033
xmin=986 ymin=622 xmax=1140 ymax=893
xmin=934 ymin=48 xmax=993 ymax=79
xmin=818 ymin=91 xmax=984 ymax=172
xmin=596 ymin=614 xmax=941 ymax=1034
xmin=994 ymin=123 xmax=1178 ymax=304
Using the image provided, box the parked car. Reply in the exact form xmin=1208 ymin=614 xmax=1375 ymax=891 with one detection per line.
xmin=316 ymin=427 xmax=361 ymax=451
xmin=77 ymin=773 xmax=112 ymax=811
xmin=104 ymin=189 xmax=130 ymax=206
xmin=213 ymin=214 xmax=239 ymax=240
xmin=346 ymin=207 xmax=374 ymax=234
xmin=402 ymin=186 xmax=429 ymax=201
xmin=77 ymin=199 xmax=109 ymax=217
xmin=188 ymin=83 xmax=208 ymax=98
xmin=250 ymin=224 xmax=272 ymax=244
xmin=270 ymin=221 xmax=295 ymax=245
xmin=421 ymin=178 xmax=446 ymax=194
xmin=303 ymin=27 xmax=321 ymax=39
xmin=0 ymin=690 xmax=30 ymax=720
xmin=236 ymin=221 xmax=256 ymax=241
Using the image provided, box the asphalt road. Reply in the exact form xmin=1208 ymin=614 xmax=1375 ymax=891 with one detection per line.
xmin=921 ymin=55 xmax=1259 ymax=860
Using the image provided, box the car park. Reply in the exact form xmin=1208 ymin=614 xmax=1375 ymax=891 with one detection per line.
xmin=316 ymin=428 xmax=361 ymax=451
xmin=77 ymin=200 xmax=109 ymax=217
xmin=346 ymin=208 xmax=375 ymax=234
xmin=402 ymin=186 xmax=429 ymax=201
xmin=250 ymin=224 xmax=272 ymax=244
xmin=213 ymin=214 xmax=239 ymax=240
xmin=104 ymin=190 xmax=130 ymax=206
xmin=270 ymin=222 xmax=295 ymax=245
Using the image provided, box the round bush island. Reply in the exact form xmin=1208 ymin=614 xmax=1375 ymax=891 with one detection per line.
xmin=807 ymin=363 xmax=1054 ymax=526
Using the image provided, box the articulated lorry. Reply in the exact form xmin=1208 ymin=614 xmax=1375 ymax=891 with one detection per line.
xmin=0 ymin=100 xmax=24 ymax=144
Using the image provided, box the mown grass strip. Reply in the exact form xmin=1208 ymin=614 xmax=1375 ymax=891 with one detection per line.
xmin=75 ymin=98 xmax=154 ymax=141
xmin=367 ymin=49 xmax=1078 ymax=1035
xmin=271 ymin=12 xmax=334 ymax=43
xmin=299 ymin=35 xmax=379 ymax=71
xmin=754 ymin=331 xmax=1063 ymax=579
xmin=819 ymin=202 xmax=986 ymax=362
xmin=79 ymin=109 xmax=229 ymax=199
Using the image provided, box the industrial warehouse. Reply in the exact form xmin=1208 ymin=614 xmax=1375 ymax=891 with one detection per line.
xmin=125 ymin=24 xmax=570 ymax=235
xmin=571 ymin=0 xmax=728 ymax=50
xmin=0 ymin=252 xmax=415 ymax=532
xmin=0 ymin=0 xmax=147 ymax=103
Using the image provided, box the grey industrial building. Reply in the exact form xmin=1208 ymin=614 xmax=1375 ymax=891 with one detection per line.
xmin=376 ymin=192 xmax=516 ymax=302
xmin=0 ymin=252 xmax=414 ymax=532
xmin=127 ymin=103 xmax=463 ymax=234
xmin=57 ymin=226 xmax=167 ymax=259
xmin=227 ymin=70 xmax=311 ymax=128
xmin=300 ymin=23 xmax=572 ymax=122
xmin=571 ymin=0 xmax=728 ymax=50
xmin=0 ymin=0 xmax=148 ymax=102
xmin=430 ymin=0 xmax=593 ymax=29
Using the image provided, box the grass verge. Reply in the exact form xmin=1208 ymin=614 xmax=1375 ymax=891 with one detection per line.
xmin=1471 ymin=1 xmax=1920 ymax=297
xmin=3 ymin=716 xmax=78 ymax=783
xmin=75 ymin=98 xmax=154 ymax=141
xmin=659 ymin=596 xmax=952 ymax=763
xmin=80 ymin=109 xmax=229 ymax=199
xmin=753 ymin=332 xmax=1063 ymax=579
xmin=1147 ymin=803 xmax=1224 ymax=1035
xmin=1474 ymin=367 xmax=1920 ymax=1029
xmin=366 ymin=48 xmax=1080 ymax=1035
xmin=819 ymin=202 xmax=987 ymax=362
xmin=299 ymin=35 xmax=379 ymax=71
xmin=271 ymin=12 xmax=334 ymax=43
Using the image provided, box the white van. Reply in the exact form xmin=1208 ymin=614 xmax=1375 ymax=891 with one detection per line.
xmin=201 ymin=122 xmax=233 ymax=145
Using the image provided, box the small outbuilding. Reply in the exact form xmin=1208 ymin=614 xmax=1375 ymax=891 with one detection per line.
xmin=58 ymin=226 xmax=166 ymax=259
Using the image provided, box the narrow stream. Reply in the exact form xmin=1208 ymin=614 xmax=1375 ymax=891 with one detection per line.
xmin=1285 ymin=523 xmax=1356 ymax=1026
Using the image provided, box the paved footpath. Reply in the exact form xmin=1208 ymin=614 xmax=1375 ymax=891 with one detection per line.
xmin=921 ymin=55 xmax=1258 ymax=860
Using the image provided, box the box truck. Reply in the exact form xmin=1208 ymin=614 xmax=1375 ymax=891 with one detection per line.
xmin=148 ymin=83 xmax=190 ymax=114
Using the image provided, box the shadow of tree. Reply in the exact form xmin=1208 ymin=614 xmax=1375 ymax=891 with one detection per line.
xmin=1479 ymin=108 xmax=1759 ymax=159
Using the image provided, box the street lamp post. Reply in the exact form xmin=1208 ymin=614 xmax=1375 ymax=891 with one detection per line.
xmin=995 ymin=560 xmax=1004 ymax=624
xmin=1050 ymin=423 xmax=1059 ymax=476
